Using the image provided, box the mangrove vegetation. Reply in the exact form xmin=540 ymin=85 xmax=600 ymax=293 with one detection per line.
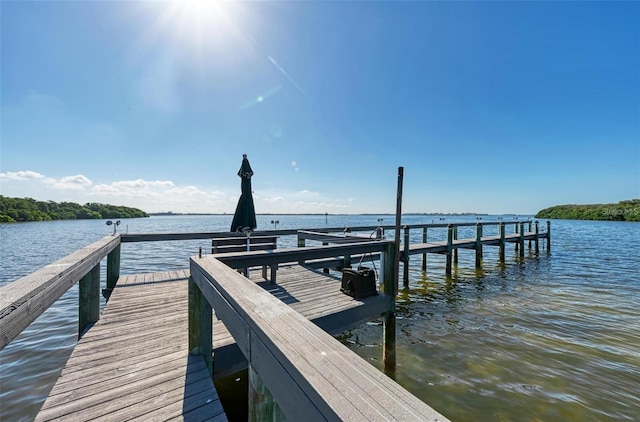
xmin=0 ymin=196 xmax=149 ymax=223
xmin=535 ymin=199 xmax=640 ymax=222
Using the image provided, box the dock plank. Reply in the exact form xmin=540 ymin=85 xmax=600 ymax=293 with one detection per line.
xmin=35 ymin=276 xmax=227 ymax=422
xmin=37 ymin=263 xmax=394 ymax=420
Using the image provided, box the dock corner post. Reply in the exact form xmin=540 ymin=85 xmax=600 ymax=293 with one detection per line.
xmin=546 ymin=220 xmax=551 ymax=253
xmin=249 ymin=364 xmax=285 ymax=422
xmin=322 ymin=241 xmax=330 ymax=273
xmin=79 ymin=263 xmax=100 ymax=339
xmin=402 ymin=225 xmax=410 ymax=288
xmin=445 ymin=224 xmax=453 ymax=276
xmin=519 ymin=222 xmax=525 ymax=258
xmin=535 ymin=221 xmax=540 ymax=255
xmin=453 ymin=226 xmax=459 ymax=265
xmin=514 ymin=222 xmax=519 ymax=253
xmin=343 ymin=253 xmax=351 ymax=270
xmin=297 ymin=231 xmax=306 ymax=266
xmin=106 ymin=243 xmax=121 ymax=290
xmin=383 ymin=242 xmax=396 ymax=376
xmin=421 ymin=227 xmax=427 ymax=271
xmin=188 ymin=276 xmax=213 ymax=376
xmin=528 ymin=221 xmax=533 ymax=249
xmin=499 ymin=222 xmax=506 ymax=263
xmin=475 ymin=223 xmax=483 ymax=268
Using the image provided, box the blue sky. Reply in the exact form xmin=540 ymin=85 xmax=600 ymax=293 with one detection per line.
xmin=2 ymin=1 xmax=638 ymax=215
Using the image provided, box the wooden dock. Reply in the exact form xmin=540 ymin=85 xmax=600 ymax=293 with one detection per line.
xmin=35 ymin=270 xmax=227 ymax=422
xmin=211 ymin=264 xmax=392 ymax=379
xmin=1 ymin=222 xmax=550 ymax=421
xmin=33 ymin=263 xmax=394 ymax=420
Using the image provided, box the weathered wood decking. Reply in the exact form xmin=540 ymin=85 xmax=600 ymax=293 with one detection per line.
xmin=35 ymin=264 xmax=392 ymax=420
xmin=212 ymin=264 xmax=391 ymax=379
xmin=35 ymin=270 xmax=227 ymax=422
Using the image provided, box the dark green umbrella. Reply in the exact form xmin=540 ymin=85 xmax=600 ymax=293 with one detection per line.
xmin=230 ymin=154 xmax=257 ymax=233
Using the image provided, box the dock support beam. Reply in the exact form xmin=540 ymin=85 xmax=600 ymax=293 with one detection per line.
xmin=403 ymin=226 xmax=410 ymax=288
xmin=103 ymin=244 xmax=121 ymax=299
xmin=188 ymin=276 xmax=213 ymax=376
xmin=547 ymin=220 xmax=551 ymax=252
xmin=453 ymin=226 xmax=458 ymax=265
xmin=535 ymin=221 xmax=540 ymax=255
xmin=475 ymin=223 xmax=483 ymax=268
xmin=79 ymin=263 xmax=100 ymax=339
xmin=519 ymin=222 xmax=525 ymax=258
xmin=445 ymin=224 xmax=453 ymax=276
xmin=499 ymin=222 xmax=506 ymax=263
xmin=383 ymin=242 xmax=396 ymax=376
xmin=297 ymin=235 xmax=305 ymax=266
xmin=421 ymin=228 xmax=427 ymax=271
xmin=249 ymin=364 xmax=285 ymax=422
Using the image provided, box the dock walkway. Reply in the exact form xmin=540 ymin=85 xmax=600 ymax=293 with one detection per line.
xmin=35 ymin=264 xmax=392 ymax=420
xmin=35 ymin=270 xmax=227 ymax=422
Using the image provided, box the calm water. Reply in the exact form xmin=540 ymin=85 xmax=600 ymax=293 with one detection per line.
xmin=1 ymin=215 xmax=638 ymax=421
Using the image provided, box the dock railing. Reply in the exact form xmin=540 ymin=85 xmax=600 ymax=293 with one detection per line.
xmin=1 ymin=221 xmax=549 ymax=352
xmin=0 ymin=234 xmax=121 ymax=350
xmin=189 ymin=241 xmax=449 ymax=421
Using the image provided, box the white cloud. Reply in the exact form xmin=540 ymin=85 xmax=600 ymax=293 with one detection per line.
xmin=0 ymin=170 xmax=50 ymax=181
xmin=51 ymin=175 xmax=93 ymax=190
xmin=264 ymin=196 xmax=285 ymax=203
xmin=1 ymin=170 xmax=360 ymax=214
xmin=112 ymin=179 xmax=175 ymax=188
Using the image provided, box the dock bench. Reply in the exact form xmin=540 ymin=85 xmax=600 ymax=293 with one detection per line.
xmin=212 ymin=235 xmax=278 ymax=281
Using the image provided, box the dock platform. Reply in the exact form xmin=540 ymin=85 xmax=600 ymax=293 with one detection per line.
xmin=35 ymin=269 xmax=227 ymax=422
xmin=35 ymin=264 xmax=391 ymax=420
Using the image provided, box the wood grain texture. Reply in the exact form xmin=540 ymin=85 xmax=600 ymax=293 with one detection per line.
xmin=192 ymin=257 xmax=449 ymax=422
xmin=0 ymin=235 xmax=120 ymax=350
xmin=35 ymin=272 xmax=227 ymax=422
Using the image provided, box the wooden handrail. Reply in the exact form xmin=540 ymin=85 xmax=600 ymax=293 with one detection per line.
xmin=213 ymin=241 xmax=393 ymax=270
xmin=190 ymin=255 xmax=448 ymax=421
xmin=0 ymin=235 xmax=121 ymax=350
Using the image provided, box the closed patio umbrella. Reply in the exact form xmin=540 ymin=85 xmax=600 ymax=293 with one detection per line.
xmin=230 ymin=154 xmax=257 ymax=233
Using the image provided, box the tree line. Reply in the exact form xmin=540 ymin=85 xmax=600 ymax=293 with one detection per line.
xmin=0 ymin=196 xmax=149 ymax=223
xmin=535 ymin=199 xmax=640 ymax=222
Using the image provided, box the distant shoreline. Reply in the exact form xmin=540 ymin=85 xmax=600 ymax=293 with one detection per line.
xmin=148 ymin=212 xmax=494 ymax=217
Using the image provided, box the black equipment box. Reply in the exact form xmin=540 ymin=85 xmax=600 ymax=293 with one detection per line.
xmin=341 ymin=267 xmax=377 ymax=299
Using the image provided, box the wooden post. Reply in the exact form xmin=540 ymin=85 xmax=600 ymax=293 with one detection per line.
xmin=393 ymin=167 xmax=403 ymax=295
xmin=249 ymin=364 xmax=285 ymax=421
xmin=402 ymin=226 xmax=410 ymax=288
xmin=383 ymin=242 xmax=396 ymax=376
xmin=445 ymin=224 xmax=453 ymax=276
xmin=421 ymin=227 xmax=427 ymax=271
xmin=475 ymin=223 xmax=483 ymax=268
xmin=528 ymin=221 xmax=533 ymax=249
xmin=519 ymin=222 xmax=525 ymax=258
xmin=297 ymin=233 xmax=305 ymax=266
xmin=106 ymin=243 xmax=120 ymax=290
xmin=322 ymin=241 xmax=330 ymax=273
xmin=188 ymin=276 xmax=212 ymax=376
xmin=343 ymin=254 xmax=351 ymax=270
xmin=453 ymin=226 xmax=458 ymax=265
xmin=514 ymin=223 xmax=519 ymax=254
xmin=386 ymin=166 xmax=402 ymax=376
xmin=546 ymin=220 xmax=551 ymax=252
xmin=535 ymin=221 xmax=540 ymax=255
xmin=499 ymin=222 xmax=506 ymax=263
xmin=79 ymin=263 xmax=100 ymax=339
